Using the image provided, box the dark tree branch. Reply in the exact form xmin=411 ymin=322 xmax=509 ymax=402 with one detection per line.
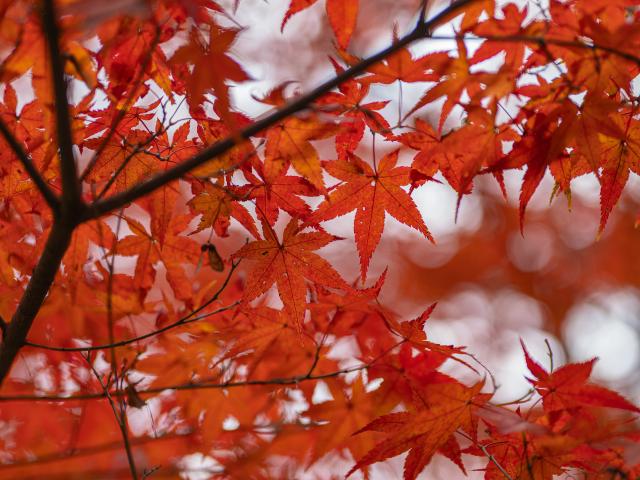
xmin=81 ymin=0 xmax=476 ymax=221
xmin=0 ymin=221 xmax=74 ymax=383
xmin=0 ymin=118 xmax=60 ymax=211
xmin=42 ymin=0 xmax=81 ymax=208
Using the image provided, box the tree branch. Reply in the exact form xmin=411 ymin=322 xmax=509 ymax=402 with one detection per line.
xmin=42 ymin=0 xmax=81 ymax=208
xmin=0 ymin=339 xmax=404 ymax=404
xmin=0 ymin=221 xmax=74 ymax=383
xmin=81 ymin=0 xmax=476 ymax=221
xmin=25 ymin=301 xmax=239 ymax=352
xmin=0 ymin=118 xmax=60 ymax=211
xmin=428 ymin=33 xmax=640 ymax=66
xmin=0 ymin=363 xmax=368 ymax=402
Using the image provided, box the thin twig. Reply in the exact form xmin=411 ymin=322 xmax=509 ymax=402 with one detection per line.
xmin=84 ymin=354 xmax=139 ymax=480
xmin=479 ymin=443 xmax=514 ymax=480
xmin=427 ymin=33 xmax=640 ymax=66
xmin=458 ymin=431 xmax=514 ymax=480
xmin=25 ymin=301 xmax=239 ymax=352
xmin=0 ymin=340 xmax=404 ymax=403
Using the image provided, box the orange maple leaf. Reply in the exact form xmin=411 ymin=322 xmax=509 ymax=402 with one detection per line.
xmin=348 ymin=381 xmax=488 ymax=480
xmin=310 ymin=150 xmax=433 ymax=282
xmin=232 ymin=219 xmax=349 ymax=327
xmin=263 ymin=116 xmax=337 ymax=192
xmin=237 ymin=162 xmax=318 ymax=226
xmin=171 ymin=24 xmax=249 ymax=121
xmin=326 ymin=0 xmax=359 ymax=49
xmin=281 ymin=0 xmax=358 ymax=49
xmin=188 ymin=181 xmax=259 ymax=238
xmin=521 ymin=340 xmax=640 ymax=414
xmin=116 ymin=190 xmax=200 ymax=300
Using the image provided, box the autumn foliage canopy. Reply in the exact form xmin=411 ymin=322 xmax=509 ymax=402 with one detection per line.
xmin=1 ymin=0 xmax=640 ymax=478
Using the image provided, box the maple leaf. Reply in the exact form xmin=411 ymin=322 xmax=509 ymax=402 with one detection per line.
xmin=171 ymin=24 xmax=250 ymax=121
xmin=326 ymin=0 xmax=359 ymax=49
xmin=406 ymin=40 xmax=476 ymax=132
xmin=281 ymin=0 xmax=358 ymax=49
xmin=309 ymin=268 xmax=387 ymax=329
xmin=306 ymin=376 xmax=378 ymax=464
xmin=192 ymin=114 xmax=255 ymax=177
xmin=281 ymin=0 xmax=318 ymax=30
xmin=471 ymin=4 xmax=530 ymax=69
xmin=116 ymin=189 xmax=201 ymax=300
xmin=315 ymin=58 xmax=390 ymax=154
xmin=339 ymin=36 xmax=449 ymax=86
xmin=369 ymin=342 xmax=461 ymax=414
xmin=77 ymin=100 xmax=158 ymax=150
xmin=521 ymin=340 xmax=640 ymax=414
xmin=382 ymin=304 xmax=465 ymax=359
xmin=596 ymin=114 xmax=640 ymax=234
xmin=219 ymin=306 xmax=323 ymax=379
xmin=237 ymin=162 xmax=318 ymax=226
xmin=263 ymin=115 xmax=337 ymax=192
xmin=348 ymin=381 xmax=488 ymax=480
xmin=309 ymin=150 xmax=433 ymax=281
xmin=498 ymin=103 xmax=577 ymax=230
xmin=232 ymin=219 xmax=350 ymax=327
xmin=188 ymin=180 xmax=259 ymax=238
xmin=460 ymin=0 xmax=495 ymax=31
xmin=84 ymin=128 xmax=162 ymax=193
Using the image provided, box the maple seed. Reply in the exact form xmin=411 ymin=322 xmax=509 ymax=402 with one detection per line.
xmin=201 ymin=243 xmax=225 ymax=272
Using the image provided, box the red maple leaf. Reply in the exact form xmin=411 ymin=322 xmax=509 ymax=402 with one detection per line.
xmin=232 ymin=219 xmax=350 ymax=327
xmin=310 ymin=150 xmax=433 ymax=281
